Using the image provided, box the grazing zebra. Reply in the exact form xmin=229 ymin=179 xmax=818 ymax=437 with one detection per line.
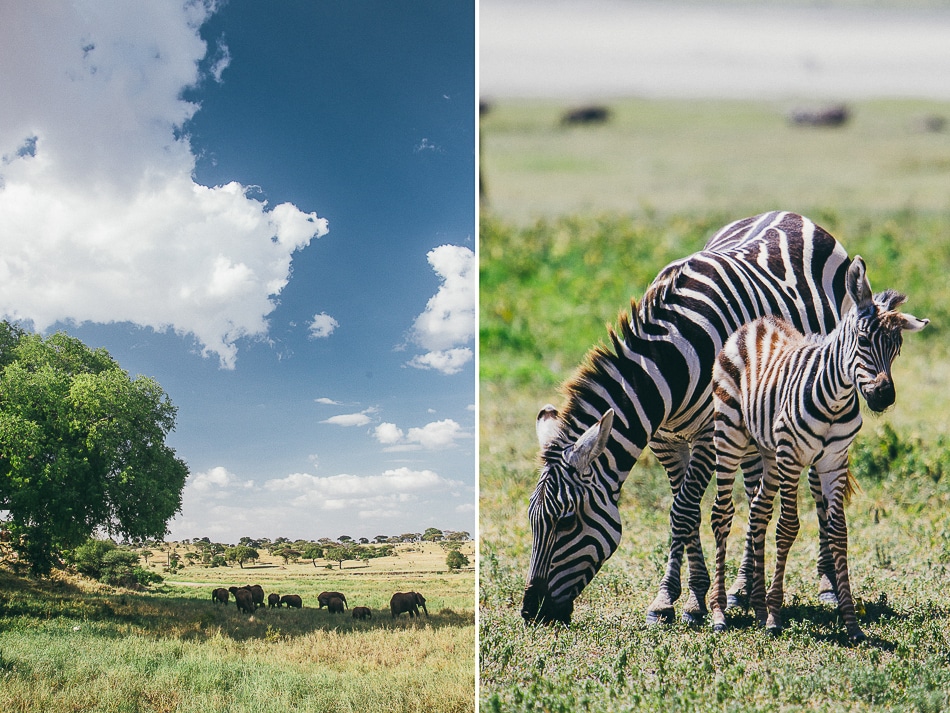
xmin=709 ymin=256 xmax=928 ymax=642
xmin=521 ymin=211 xmax=852 ymax=626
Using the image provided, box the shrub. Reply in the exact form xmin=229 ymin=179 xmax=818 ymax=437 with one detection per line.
xmin=851 ymin=424 xmax=950 ymax=484
xmin=446 ymin=549 xmax=470 ymax=570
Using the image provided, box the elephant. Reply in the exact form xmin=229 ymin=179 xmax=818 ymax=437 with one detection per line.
xmin=318 ymin=591 xmax=347 ymax=609
xmin=280 ymin=594 xmax=302 ymax=609
xmin=390 ymin=591 xmax=428 ymax=619
xmin=229 ymin=586 xmax=255 ymax=614
xmin=211 ymin=587 xmax=229 ymax=605
xmin=352 ymin=606 xmax=372 ymax=620
xmin=267 ymin=593 xmax=280 ymax=608
xmin=327 ymin=596 xmax=345 ymax=614
xmin=247 ymin=584 xmax=265 ymax=609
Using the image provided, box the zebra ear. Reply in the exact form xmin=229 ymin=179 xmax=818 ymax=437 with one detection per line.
xmin=846 ymin=256 xmax=874 ymax=314
xmin=899 ymin=313 xmax=929 ymax=333
xmin=566 ymin=409 xmax=614 ymax=474
xmin=536 ymin=405 xmax=562 ymax=448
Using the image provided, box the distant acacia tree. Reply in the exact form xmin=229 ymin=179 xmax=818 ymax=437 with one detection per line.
xmin=323 ymin=544 xmax=357 ymax=570
xmin=446 ymin=549 xmax=470 ymax=570
xmin=225 ymin=545 xmax=259 ymax=568
xmin=422 ymin=528 xmax=444 ymax=542
xmin=303 ymin=544 xmax=324 ymax=566
xmin=0 ymin=323 xmax=188 ymax=575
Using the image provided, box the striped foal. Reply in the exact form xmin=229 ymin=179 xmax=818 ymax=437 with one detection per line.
xmin=521 ymin=211 xmax=852 ymax=626
xmin=709 ymin=256 xmax=928 ymax=642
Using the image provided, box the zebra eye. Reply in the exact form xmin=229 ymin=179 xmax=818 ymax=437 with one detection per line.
xmin=857 ymin=334 xmax=871 ymax=348
xmin=556 ymin=512 xmax=577 ymax=532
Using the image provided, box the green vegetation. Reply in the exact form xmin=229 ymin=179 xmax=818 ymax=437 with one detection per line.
xmin=0 ymin=323 xmax=187 ymax=575
xmin=480 ymin=97 xmax=950 ymax=711
xmin=0 ymin=541 xmax=475 ymax=712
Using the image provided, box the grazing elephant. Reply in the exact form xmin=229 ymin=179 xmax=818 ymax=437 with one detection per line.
xmin=280 ymin=594 xmax=303 ymax=609
xmin=327 ymin=596 xmax=346 ymax=614
xmin=267 ymin=593 xmax=280 ymax=608
xmin=247 ymin=584 xmax=265 ymax=609
xmin=352 ymin=606 xmax=372 ymax=620
xmin=318 ymin=591 xmax=347 ymax=609
xmin=211 ymin=587 xmax=229 ymax=605
xmin=229 ymin=586 xmax=255 ymax=614
xmin=390 ymin=592 xmax=428 ymax=619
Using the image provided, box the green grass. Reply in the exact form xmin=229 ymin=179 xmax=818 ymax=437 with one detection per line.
xmin=0 ymin=558 xmax=475 ymax=713
xmin=480 ymin=96 xmax=950 ymax=711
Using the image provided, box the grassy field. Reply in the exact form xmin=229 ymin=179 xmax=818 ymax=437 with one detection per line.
xmin=479 ymin=97 xmax=950 ymax=711
xmin=0 ymin=543 xmax=475 ymax=712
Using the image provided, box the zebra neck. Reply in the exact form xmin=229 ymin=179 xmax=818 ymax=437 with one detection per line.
xmin=818 ymin=313 xmax=860 ymax=405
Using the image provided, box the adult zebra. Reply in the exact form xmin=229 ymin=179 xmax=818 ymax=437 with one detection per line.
xmin=522 ymin=211 xmax=852 ymax=626
xmin=709 ymin=257 xmax=928 ymax=642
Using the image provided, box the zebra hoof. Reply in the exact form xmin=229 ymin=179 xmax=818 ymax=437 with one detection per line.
xmin=848 ymin=629 xmax=867 ymax=645
xmin=645 ymin=609 xmax=676 ymax=626
xmin=766 ymin=625 xmax=782 ymax=638
xmin=681 ymin=610 xmax=706 ymax=627
xmin=712 ymin=622 xmax=727 ymax=634
xmin=726 ymin=594 xmax=744 ymax=610
xmin=818 ymin=591 xmax=839 ymax=606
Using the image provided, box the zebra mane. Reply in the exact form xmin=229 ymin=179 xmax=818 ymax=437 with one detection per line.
xmin=559 ymin=263 xmax=681 ymax=437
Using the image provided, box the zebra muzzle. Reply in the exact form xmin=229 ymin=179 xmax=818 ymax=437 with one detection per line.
xmin=521 ymin=580 xmax=574 ymax=625
xmin=864 ymin=373 xmax=895 ymax=412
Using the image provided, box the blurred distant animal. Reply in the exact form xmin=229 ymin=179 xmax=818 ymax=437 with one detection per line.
xmin=267 ymin=593 xmax=280 ymax=608
xmin=390 ymin=591 xmax=428 ymax=619
xmin=318 ymin=591 xmax=347 ymax=609
xmin=352 ymin=606 xmax=372 ymax=620
xmin=560 ymin=105 xmax=610 ymax=126
xmin=229 ymin=586 xmax=255 ymax=614
xmin=327 ymin=596 xmax=346 ymax=614
xmin=280 ymin=594 xmax=302 ymax=609
xmin=788 ymin=104 xmax=849 ymax=127
xmin=211 ymin=587 xmax=229 ymax=605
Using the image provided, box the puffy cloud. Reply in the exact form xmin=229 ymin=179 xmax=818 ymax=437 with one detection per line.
xmin=322 ymin=411 xmax=373 ymax=427
xmin=188 ymin=466 xmax=254 ymax=493
xmin=308 ymin=312 xmax=339 ymax=339
xmin=264 ymin=467 xmax=462 ymax=513
xmin=374 ymin=422 xmax=404 ymax=445
xmin=0 ymin=3 xmax=327 ymax=369
xmin=376 ymin=418 xmax=467 ymax=451
xmin=407 ymin=245 xmax=475 ymax=375
xmin=315 ymin=397 xmax=341 ymax=405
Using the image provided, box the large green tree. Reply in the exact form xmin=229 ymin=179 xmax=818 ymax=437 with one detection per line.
xmin=0 ymin=323 xmax=189 ymax=574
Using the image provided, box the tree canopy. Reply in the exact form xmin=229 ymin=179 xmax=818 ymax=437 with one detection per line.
xmin=0 ymin=323 xmax=189 ymax=574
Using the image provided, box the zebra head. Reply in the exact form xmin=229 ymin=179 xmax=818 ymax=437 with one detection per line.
xmin=846 ymin=256 xmax=929 ymax=412
xmin=521 ymin=406 xmax=617 ymax=625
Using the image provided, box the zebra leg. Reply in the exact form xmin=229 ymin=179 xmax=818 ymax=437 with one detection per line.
xmin=647 ymin=431 xmax=716 ymax=625
xmin=646 ymin=437 xmax=690 ymax=625
xmin=726 ymin=451 xmax=763 ymax=610
xmin=746 ymin=467 xmax=780 ymax=628
xmin=820 ymin=468 xmax=866 ymax=643
xmin=765 ymin=458 xmax=802 ymax=636
xmin=808 ymin=466 xmax=839 ymax=605
xmin=710 ymin=419 xmax=750 ymax=633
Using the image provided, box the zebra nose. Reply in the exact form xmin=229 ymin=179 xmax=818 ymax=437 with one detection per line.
xmin=521 ymin=580 xmax=547 ymax=622
xmin=866 ymin=375 xmax=895 ymax=411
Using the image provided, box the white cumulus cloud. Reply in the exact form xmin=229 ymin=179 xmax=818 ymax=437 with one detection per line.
xmin=264 ymin=467 xmax=463 ymax=513
xmin=188 ymin=466 xmax=254 ymax=493
xmin=375 ymin=418 xmax=467 ymax=451
xmin=322 ymin=410 xmax=374 ymax=427
xmin=308 ymin=312 xmax=339 ymax=339
xmin=0 ymin=3 xmax=328 ymax=369
xmin=406 ymin=245 xmax=475 ymax=375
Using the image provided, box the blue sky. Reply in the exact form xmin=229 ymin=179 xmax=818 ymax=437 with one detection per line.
xmin=0 ymin=1 xmax=476 ymax=543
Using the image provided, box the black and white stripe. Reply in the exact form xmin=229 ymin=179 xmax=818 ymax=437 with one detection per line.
xmin=521 ymin=211 xmax=852 ymax=625
xmin=709 ymin=256 xmax=928 ymax=642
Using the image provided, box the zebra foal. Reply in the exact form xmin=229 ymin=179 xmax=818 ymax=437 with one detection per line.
xmin=709 ymin=256 xmax=928 ymax=642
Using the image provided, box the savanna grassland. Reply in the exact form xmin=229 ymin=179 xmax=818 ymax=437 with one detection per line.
xmin=479 ymin=97 xmax=950 ymax=711
xmin=0 ymin=542 xmax=475 ymax=713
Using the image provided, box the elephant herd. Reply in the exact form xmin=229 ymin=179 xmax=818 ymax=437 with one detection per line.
xmin=211 ymin=585 xmax=428 ymax=620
